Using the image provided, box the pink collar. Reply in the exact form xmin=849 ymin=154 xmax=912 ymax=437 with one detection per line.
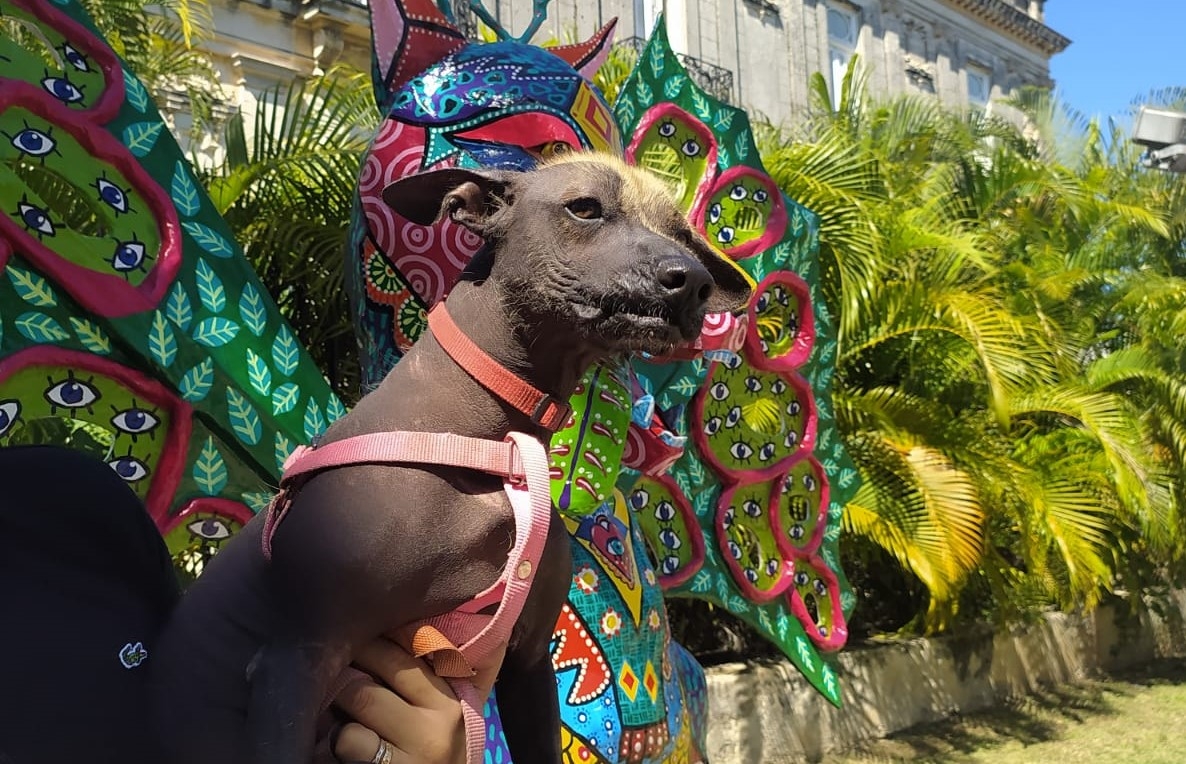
xmin=427 ymin=304 xmax=573 ymax=433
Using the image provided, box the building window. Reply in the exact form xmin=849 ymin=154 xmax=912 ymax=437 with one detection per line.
xmin=827 ymin=3 xmax=859 ymax=109
xmin=634 ymin=0 xmax=661 ymax=39
xmin=966 ymin=65 xmax=991 ymax=107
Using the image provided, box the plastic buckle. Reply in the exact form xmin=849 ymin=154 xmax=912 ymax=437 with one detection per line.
xmin=507 ymin=442 xmax=526 ymax=485
xmin=530 ymin=395 xmax=573 ymax=432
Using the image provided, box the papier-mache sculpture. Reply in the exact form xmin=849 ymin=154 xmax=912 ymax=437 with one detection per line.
xmin=0 ymin=0 xmax=344 ymax=560
xmin=0 ymin=0 xmax=858 ymax=761
xmin=349 ymin=2 xmax=860 ymax=761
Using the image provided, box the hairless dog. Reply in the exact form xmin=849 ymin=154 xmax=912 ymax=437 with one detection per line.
xmin=148 ymin=153 xmax=753 ymax=764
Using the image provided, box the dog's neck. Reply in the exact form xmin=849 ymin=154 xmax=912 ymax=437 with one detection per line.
xmin=393 ymin=278 xmax=596 ymax=442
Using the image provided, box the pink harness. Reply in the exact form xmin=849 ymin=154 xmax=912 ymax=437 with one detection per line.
xmin=259 ymin=304 xmax=570 ymax=763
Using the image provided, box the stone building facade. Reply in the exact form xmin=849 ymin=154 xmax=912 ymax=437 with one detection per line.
xmin=196 ymin=0 xmax=1069 ymax=129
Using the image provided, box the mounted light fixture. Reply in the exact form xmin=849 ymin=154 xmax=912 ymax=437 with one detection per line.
xmin=1133 ymin=105 xmax=1186 ymax=173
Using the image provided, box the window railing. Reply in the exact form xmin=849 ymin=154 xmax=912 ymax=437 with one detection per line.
xmin=615 ymin=36 xmax=734 ymax=104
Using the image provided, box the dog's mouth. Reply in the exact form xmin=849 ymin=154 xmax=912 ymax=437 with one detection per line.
xmin=573 ymin=297 xmax=704 ymax=355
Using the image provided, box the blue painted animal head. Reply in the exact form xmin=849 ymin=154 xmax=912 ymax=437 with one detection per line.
xmin=348 ymin=1 xmax=621 ymax=387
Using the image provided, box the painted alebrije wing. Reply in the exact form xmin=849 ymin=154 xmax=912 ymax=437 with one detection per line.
xmin=614 ymin=21 xmax=860 ymax=705
xmin=0 ymin=0 xmax=342 ymax=557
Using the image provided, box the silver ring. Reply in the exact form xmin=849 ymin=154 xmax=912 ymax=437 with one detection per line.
xmin=370 ymin=738 xmax=393 ymax=764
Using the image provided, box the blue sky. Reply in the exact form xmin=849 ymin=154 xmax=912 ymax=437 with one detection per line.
xmin=1045 ymin=1 xmax=1186 ymax=122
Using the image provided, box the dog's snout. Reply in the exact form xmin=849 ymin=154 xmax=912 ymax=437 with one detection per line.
xmin=657 ymin=256 xmax=713 ymax=307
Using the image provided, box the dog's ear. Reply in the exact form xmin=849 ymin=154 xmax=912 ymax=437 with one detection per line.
xmin=381 ymin=168 xmax=515 ymax=232
xmin=683 ymin=232 xmax=756 ymax=314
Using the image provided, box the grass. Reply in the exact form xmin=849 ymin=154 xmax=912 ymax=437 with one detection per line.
xmin=824 ymin=658 xmax=1186 ymax=764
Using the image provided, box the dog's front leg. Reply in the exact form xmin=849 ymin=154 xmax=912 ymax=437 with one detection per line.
xmin=247 ymin=639 xmax=351 ymax=764
xmin=496 ymin=647 xmax=563 ymax=763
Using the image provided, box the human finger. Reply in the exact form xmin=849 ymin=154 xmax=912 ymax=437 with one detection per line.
xmin=351 ymin=637 xmax=455 ymax=710
xmin=333 ymin=723 xmax=449 ymax=764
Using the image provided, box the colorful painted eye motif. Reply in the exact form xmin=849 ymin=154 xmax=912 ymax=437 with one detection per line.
xmin=108 ymin=454 xmax=150 ymax=482
xmin=0 ymin=400 xmax=21 ymax=437
xmin=786 ymin=555 xmax=847 ymax=651
xmin=730 ymin=441 xmax=754 ymax=460
xmin=695 ymin=362 xmax=817 ymax=480
xmin=627 ymin=104 xmax=718 ymax=213
xmin=187 ymin=516 xmax=234 ymax=542
xmin=111 ymin=239 xmax=148 ymax=273
xmin=694 ymin=166 xmax=787 ymax=260
xmin=94 ymin=176 xmax=131 ymax=214
xmin=717 ymin=481 xmax=795 ymax=600
xmin=745 ymin=272 xmax=816 ymax=372
xmin=631 ymin=475 xmax=704 ymax=589
xmin=15 ymin=200 xmax=55 ymax=238
xmin=773 ymin=457 xmax=829 ymax=556
xmin=61 ymin=43 xmax=90 ymax=72
xmin=111 ymin=406 xmax=160 ymax=436
xmin=9 ymin=126 xmax=57 ymax=159
xmin=44 ymin=372 xmax=100 ymax=414
xmin=41 ymin=74 xmax=85 ymax=105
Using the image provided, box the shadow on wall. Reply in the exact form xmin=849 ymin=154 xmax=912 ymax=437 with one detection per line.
xmin=833 ymin=657 xmax=1186 ymax=763
xmin=703 ymin=589 xmax=1186 ymax=763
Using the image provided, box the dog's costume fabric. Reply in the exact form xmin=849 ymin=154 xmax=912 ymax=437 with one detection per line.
xmin=0 ymin=445 xmax=178 ymax=764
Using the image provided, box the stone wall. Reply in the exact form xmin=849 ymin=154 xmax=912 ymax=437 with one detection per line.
xmin=704 ymin=590 xmax=1186 ymax=763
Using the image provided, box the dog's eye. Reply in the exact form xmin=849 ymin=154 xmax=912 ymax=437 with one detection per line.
xmin=565 ymin=197 xmax=603 ymax=220
xmin=539 ymin=142 xmax=572 ymax=159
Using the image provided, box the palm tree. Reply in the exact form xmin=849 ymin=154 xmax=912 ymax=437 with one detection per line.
xmin=196 ymin=68 xmax=380 ymax=400
xmin=761 ymin=59 xmax=1185 ymax=632
xmin=80 ymin=0 xmax=223 ymax=136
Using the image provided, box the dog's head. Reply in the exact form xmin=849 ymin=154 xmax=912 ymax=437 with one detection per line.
xmin=382 ymin=153 xmax=754 ymax=356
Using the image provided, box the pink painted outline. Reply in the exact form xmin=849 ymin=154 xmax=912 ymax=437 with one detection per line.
xmin=715 ymin=477 xmax=795 ymax=602
xmin=640 ymin=473 xmax=704 ymax=591
xmin=770 ymin=455 xmax=829 ymax=558
xmin=692 ymin=166 xmax=788 ymax=261
xmin=13 ymin=0 xmax=126 ymax=124
xmin=692 ymin=363 xmax=819 ymax=483
xmin=745 ymin=270 xmax=816 ymax=373
xmin=626 ymin=103 xmax=718 ymax=216
xmin=161 ymin=497 xmax=255 ymax=537
xmin=786 ymin=553 xmax=848 ymax=652
xmin=0 ymin=88 xmax=182 ymax=318
xmin=0 ymin=347 xmax=192 ymax=526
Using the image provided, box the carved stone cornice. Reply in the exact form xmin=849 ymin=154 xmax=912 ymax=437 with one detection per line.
xmin=939 ymin=0 xmax=1070 ymax=55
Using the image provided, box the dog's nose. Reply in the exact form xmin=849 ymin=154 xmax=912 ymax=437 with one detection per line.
xmin=656 ymin=255 xmax=714 ymax=310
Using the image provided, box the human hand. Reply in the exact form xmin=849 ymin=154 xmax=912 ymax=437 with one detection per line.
xmin=323 ymin=637 xmax=507 ymax=764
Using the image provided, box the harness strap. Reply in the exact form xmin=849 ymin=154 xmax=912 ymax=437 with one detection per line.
xmin=263 ymin=430 xmax=554 ymax=764
xmin=261 ymin=432 xmax=528 ymax=561
xmin=280 ymin=431 xmax=526 ymax=483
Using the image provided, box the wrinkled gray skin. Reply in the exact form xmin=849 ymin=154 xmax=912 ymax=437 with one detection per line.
xmin=148 ymin=155 xmax=752 ymax=764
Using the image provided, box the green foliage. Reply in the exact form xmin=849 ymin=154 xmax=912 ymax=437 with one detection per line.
xmin=80 ymin=0 xmax=222 ymax=137
xmin=195 ymin=67 xmax=380 ymax=402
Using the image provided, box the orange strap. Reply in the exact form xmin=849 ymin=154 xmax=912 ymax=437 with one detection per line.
xmin=428 ymin=304 xmax=573 ymax=432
